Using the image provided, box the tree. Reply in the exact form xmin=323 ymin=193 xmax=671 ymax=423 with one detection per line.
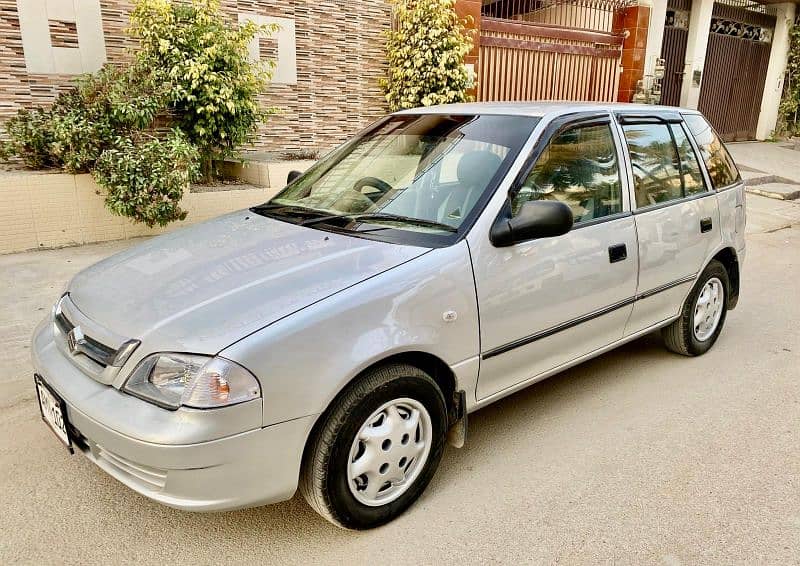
xmin=129 ymin=0 xmax=277 ymax=179
xmin=380 ymin=0 xmax=475 ymax=111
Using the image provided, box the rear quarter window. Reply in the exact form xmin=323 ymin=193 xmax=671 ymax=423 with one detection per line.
xmin=683 ymin=114 xmax=741 ymax=189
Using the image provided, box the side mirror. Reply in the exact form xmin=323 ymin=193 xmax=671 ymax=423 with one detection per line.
xmin=287 ymin=170 xmax=303 ymax=184
xmin=490 ymin=200 xmax=573 ymax=247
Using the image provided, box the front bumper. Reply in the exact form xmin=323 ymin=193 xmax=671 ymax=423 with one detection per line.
xmin=31 ymin=319 xmax=315 ymax=512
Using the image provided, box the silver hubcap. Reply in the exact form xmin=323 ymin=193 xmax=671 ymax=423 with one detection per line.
xmin=694 ymin=277 xmax=724 ymax=341
xmin=347 ymin=398 xmax=432 ymax=507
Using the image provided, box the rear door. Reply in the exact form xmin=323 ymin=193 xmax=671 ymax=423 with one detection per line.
xmin=615 ymin=114 xmax=722 ymax=334
xmin=683 ymin=113 xmax=746 ymax=256
xmin=471 ymin=113 xmax=639 ymax=401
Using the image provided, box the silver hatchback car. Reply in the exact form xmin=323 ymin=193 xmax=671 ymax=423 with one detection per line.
xmin=32 ymin=102 xmax=745 ymax=529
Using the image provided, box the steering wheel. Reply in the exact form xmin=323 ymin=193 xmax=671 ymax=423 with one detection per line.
xmin=352 ymin=176 xmax=394 ymax=203
xmin=329 ymin=177 xmax=394 ymax=213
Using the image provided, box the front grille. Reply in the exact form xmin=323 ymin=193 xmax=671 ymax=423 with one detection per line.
xmin=53 ymin=294 xmax=140 ymax=384
xmin=55 ymin=310 xmax=116 ymax=368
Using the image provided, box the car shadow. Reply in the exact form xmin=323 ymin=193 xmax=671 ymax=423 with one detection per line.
xmin=447 ymin=332 xmax=670 ymax=457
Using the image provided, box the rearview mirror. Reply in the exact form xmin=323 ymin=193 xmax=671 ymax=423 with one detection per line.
xmin=490 ymin=200 xmax=573 ymax=247
xmin=287 ymin=170 xmax=303 ymax=184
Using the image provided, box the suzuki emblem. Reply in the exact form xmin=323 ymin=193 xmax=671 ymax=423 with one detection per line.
xmin=67 ymin=326 xmax=85 ymax=355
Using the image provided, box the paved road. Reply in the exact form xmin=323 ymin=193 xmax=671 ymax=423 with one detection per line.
xmin=728 ymin=142 xmax=800 ymax=184
xmin=1 ymin=195 xmax=799 ymax=564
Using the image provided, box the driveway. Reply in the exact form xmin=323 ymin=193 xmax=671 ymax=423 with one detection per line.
xmin=1 ymin=195 xmax=799 ymax=564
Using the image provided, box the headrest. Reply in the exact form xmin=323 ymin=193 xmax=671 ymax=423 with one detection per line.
xmin=456 ymin=150 xmax=503 ymax=187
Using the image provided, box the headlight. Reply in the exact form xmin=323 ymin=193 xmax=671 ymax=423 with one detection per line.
xmin=122 ymin=353 xmax=261 ymax=410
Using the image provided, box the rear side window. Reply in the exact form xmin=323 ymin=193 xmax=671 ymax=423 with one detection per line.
xmin=670 ymin=123 xmax=706 ymax=196
xmin=622 ymin=123 xmax=683 ymax=207
xmin=683 ymin=114 xmax=740 ymax=189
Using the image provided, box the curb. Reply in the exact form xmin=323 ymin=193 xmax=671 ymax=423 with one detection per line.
xmin=745 ymin=185 xmax=800 ymax=201
xmin=742 ymin=174 xmax=800 ymax=187
xmin=743 ymin=174 xmax=800 ymax=201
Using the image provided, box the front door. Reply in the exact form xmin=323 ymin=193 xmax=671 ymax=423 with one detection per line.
xmin=471 ymin=114 xmax=639 ymax=401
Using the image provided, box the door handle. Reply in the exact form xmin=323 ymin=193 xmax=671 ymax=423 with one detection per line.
xmin=700 ymin=217 xmax=713 ymax=233
xmin=608 ymin=243 xmax=627 ymax=263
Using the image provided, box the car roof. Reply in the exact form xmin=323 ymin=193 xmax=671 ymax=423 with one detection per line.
xmin=393 ymin=101 xmax=701 ymax=118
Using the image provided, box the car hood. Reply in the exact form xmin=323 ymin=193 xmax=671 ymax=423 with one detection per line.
xmin=68 ymin=211 xmax=429 ymax=353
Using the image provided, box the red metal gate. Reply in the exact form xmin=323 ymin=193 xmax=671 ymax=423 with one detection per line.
xmin=477 ymin=18 xmax=623 ymax=101
xmin=697 ymin=3 xmax=776 ymax=141
xmin=477 ymin=1 xmax=626 ymax=102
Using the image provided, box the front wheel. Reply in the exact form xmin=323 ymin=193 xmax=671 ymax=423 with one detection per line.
xmin=300 ymin=364 xmax=448 ymax=529
xmin=662 ymin=259 xmax=730 ymax=356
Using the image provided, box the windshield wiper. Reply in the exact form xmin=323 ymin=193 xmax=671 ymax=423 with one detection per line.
xmin=343 ymin=213 xmax=458 ymax=233
xmin=251 ymin=203 xmax=331 ymax=221
xmin=260 ymin=206 xmax=458 ymax=233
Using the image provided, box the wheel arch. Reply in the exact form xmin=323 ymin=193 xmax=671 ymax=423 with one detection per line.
xmin=300 ymin=351 xmax=459 ymax=467
xmin=708 ymin=246 xmax=740 ymax=309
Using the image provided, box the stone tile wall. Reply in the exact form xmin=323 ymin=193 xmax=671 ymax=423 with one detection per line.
xmin=0 ymin=0 xmax=391 ymax=154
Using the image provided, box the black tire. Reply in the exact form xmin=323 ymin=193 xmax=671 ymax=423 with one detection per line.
xmin=662 ymin=259 xmax=730 ymax=356
xmin=299 ymin=363 xmax=448 ymax=530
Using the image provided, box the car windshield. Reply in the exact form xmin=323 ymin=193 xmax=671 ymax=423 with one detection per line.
xmin=255 ymin=114 xmax=538 ymax=244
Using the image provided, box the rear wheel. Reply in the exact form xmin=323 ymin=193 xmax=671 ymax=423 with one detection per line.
xmin=662 ymin=260 xmax=729 ymax=356
xmin=300 ymin=364 xmax=447 ymax=529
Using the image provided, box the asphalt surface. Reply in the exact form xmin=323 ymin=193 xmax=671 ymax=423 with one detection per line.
xmin=1 ymin=195 xmax=798 ymax=564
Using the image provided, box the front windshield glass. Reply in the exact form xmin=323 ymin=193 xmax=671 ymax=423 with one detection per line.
xmin=259 ymin=114 xmax=538 ymax=241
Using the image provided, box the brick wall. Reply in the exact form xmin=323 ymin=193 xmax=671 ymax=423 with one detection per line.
xmin=0 ymin=0 xmax=391 ymax=154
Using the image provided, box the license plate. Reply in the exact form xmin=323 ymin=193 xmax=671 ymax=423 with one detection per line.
xmin=34 ymin=374 xmax=73 ymax=451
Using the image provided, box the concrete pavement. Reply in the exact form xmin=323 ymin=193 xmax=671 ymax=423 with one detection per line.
xmin=728 ymin=142 xmax=800 ymax=201
xmin=728 ymin=142 xmax=800 ymax=185
xmin=1 ymin=195 xmax=799 ymax=564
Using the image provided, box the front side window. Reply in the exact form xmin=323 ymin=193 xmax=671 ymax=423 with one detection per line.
xmin=683 ymin=114 xmax=741 ymax=189
xmin=623 ymin=123 xmax=683 ymax=208
xmin=512 ymin=123 xmax=622 ymax=223
xmin=258 ymin=114 xmax=538 ymax=245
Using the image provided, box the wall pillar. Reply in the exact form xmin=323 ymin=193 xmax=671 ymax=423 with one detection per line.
xmin=680 ymin=0 xmax=714 ymax=108
xmin=614 ymin=0 xmax=652 ymax=102
xmin=455 ymin=0 xmax=482 ymax=99
xmin=756 ymin=3 xmax=797 ymax=139
xmin=643 ymin=0 xmax=669 ymax=85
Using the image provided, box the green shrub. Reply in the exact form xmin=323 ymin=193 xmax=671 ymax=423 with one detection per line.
xmin=1 ymin=0 xmax=276 ymax=226
xmin=93 ymin=131 xmax=200 ymax=227
xmin=130 ymin=0 xmax=277 ymax=177
xmin=2 ymin=66 xmax=166 ymax=173
xmin=778 ymin=19 xmax=800 ymax=137
xmin=2 ymin=107 xmax=57 ymax=169
xmin=380 ymin=0 xmax=475 ymax=111
xmin=54 ymin=67 xmax=167 ymax=173
xmin=47 ymin=89 xmax=115 ymax=174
